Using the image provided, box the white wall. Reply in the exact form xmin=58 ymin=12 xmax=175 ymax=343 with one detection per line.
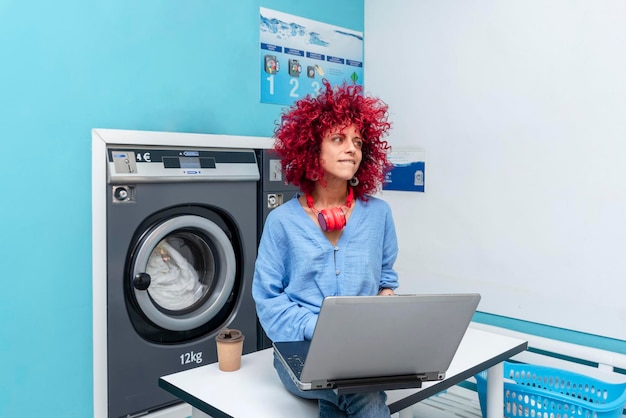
xmin=365 ymin=0 xmax=626 ymax=340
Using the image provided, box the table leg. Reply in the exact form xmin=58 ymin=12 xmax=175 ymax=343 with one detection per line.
xmin=486 ymin=362 xmax=503 ymax=417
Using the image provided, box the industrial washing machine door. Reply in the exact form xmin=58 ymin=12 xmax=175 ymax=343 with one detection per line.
xmin=127 ymin=211 xmax=240 ymax=341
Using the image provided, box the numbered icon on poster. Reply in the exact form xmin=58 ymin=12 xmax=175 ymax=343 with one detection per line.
xmin=264 ymin=55 xmax=280 ymax=74
xmin=288 ymin=59 xmax=301 ymax=77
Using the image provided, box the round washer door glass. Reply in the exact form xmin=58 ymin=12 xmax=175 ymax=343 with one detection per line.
xmin=131 ymin=214 xmax=236 ymax=331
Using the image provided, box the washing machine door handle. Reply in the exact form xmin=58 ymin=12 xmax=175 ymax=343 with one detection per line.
xmin=133 ymin=272 xmax=151 ymax=291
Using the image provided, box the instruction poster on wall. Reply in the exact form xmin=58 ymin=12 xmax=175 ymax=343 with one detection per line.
xmin=259 ymin=7 xmax=364 ymax=106
xmin=383 ymin=149 xmax=426 ymax=192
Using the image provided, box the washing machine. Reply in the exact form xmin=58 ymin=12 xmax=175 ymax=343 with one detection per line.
xmin=104 ymin=144 xmax=259 ymax=418
xmin=255 ymin=149 xmax=299 ymax=349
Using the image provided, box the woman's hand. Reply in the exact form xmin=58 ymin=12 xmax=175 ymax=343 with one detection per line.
xmin=377 ymin=288 xmax=395 ymax=296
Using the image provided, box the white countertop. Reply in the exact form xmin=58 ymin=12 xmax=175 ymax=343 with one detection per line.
xmin=159 ymin=325 xmax=528 ymax=417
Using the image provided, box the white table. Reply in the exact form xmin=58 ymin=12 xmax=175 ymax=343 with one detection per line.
xmin=159 ymin=325 xmax=527 ymax=417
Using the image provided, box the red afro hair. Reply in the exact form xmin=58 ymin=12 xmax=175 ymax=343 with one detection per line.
xmin=273 ymin=79 xmax=392 ymax=199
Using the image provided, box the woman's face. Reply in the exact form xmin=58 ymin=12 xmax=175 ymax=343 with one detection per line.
xmin=319 ymin=124 xmax=363 ymax=183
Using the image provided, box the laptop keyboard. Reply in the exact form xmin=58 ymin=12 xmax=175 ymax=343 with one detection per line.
xmin=286 ymin=354 xmax=305 ymax=376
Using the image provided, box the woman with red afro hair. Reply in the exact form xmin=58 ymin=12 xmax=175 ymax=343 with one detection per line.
xmin=274 ymin=79 xmax=393 ymax=198
xmin=253 ymin=80 xmax=399 ymax=417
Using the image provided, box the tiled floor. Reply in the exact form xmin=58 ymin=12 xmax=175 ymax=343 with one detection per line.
xmin=142 ymin=402 xmax=191 ymax=418
xmin=400 ymin=385 xmax=482 ymax=418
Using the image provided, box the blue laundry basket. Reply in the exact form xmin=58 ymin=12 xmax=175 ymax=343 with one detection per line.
xmin=475 ymin=361 xmax=626 ymax=418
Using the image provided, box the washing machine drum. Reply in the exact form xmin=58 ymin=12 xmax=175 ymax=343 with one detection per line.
xmin=128 ymin=213 xmax=238 ymax=335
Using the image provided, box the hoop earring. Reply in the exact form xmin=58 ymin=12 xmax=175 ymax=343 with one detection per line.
xmin=349 ymin=177 xmax=359 ymax=186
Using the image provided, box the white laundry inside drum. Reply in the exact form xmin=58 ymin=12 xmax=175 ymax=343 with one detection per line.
xmin=146 ymin=240 xmax=207 ymax=310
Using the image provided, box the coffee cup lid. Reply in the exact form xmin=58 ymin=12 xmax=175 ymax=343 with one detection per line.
xmin=215 ymin=328 xmax=245 ymax=343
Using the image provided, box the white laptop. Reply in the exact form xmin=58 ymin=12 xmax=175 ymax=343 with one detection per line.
xmin=273 ymin=293 xmax=481 ymax=394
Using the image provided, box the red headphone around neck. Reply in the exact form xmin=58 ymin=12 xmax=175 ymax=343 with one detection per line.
xmin=306 ymin=188 xmax=354 ymax=232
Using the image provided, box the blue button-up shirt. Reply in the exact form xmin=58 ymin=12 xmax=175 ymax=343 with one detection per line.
xmin=252 ymin=194 xmax=399 ymax=342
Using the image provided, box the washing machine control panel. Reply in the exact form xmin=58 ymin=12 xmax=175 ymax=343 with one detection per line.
xmin=107 ymin=147 xmax=260 ymax=183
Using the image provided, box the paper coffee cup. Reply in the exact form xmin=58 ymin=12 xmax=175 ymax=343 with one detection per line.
xmin=215 ymin=328 xmax=245 ymax=372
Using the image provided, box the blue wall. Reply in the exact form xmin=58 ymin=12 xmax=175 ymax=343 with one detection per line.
xmin=0 ymin=1 xmax=363 ymax=416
